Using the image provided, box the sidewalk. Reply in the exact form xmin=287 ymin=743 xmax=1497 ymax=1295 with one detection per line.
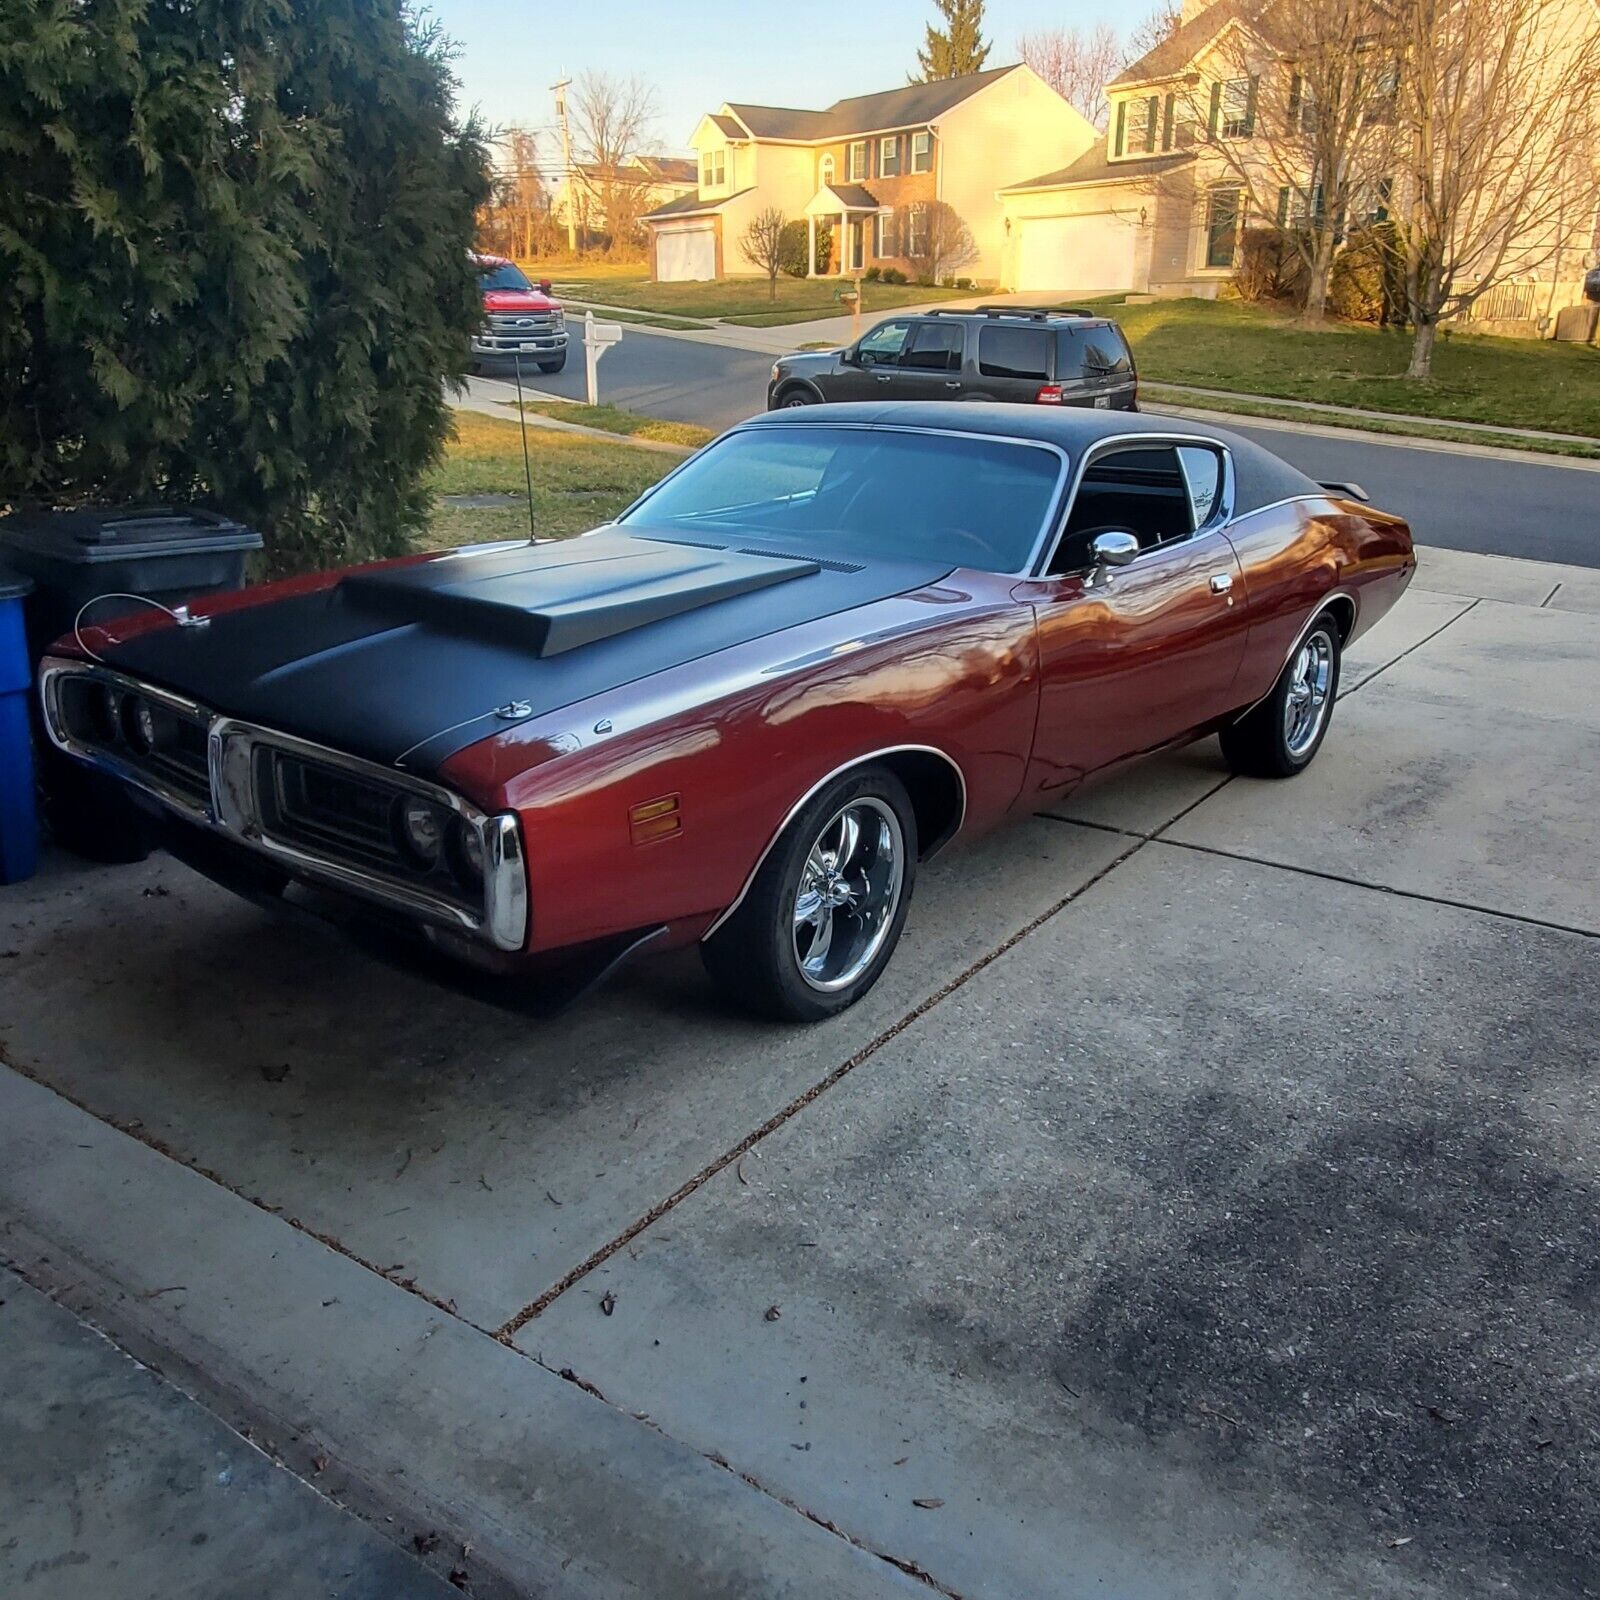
xmin=0 ymin=1269 xmax=457 ymax=1600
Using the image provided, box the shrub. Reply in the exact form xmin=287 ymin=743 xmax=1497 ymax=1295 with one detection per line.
xmin=777 ymin=219 xmax=832 ymax=278
xmin=879 ymin=266 xmax=907 ymax=285
xmin=1234 ymin=229 xmax=1307 ymax=307
xmin=0 ymin=0 xmax=488 ymax=576
xmin=952 ymin=276 xmax=973 ymax=290
xmin=863 ymin=265 xmax=881 ymax=282
xmin=1329 ymin=223 xmax=1404 ymax=325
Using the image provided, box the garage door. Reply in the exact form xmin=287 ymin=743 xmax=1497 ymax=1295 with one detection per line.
xmin=656 ymin=226 xmax=716 ymax=282
xmin=1017 ymin=215 xmax=1137 ymax=293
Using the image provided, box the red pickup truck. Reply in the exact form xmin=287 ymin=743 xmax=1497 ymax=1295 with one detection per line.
xmin=470 ymin=254 xmax=569 ymax=373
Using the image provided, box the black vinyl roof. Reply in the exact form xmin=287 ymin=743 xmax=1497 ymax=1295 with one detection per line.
xmin=738 ymin=402 xmax=1322 ymax=517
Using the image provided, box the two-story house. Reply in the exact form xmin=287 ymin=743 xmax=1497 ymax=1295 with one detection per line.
xmin=642 ymin=65 xmax=1096 ymax=283
xmin=553 ymin=154 xmax=699 ymax=237
xmin=996 ymin=0 xmax=1599 ymax=310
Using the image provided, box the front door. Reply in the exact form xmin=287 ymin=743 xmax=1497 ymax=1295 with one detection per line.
xmin=836 ymin=318 xmax=913 ymax=401
xmin=1016 ymin=443 xmax=1249 ymax=798
xmin=848 ymin=219 xmax=865 ymax=273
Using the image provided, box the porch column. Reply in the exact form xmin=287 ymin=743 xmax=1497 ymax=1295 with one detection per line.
xmin=807 ymin=214 xmax=816 ymax=278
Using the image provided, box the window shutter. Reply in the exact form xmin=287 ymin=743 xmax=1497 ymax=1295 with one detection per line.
xmin=1243 ymin=75 xmax=1258 ymax=137
xmin=1208 ymin=81 xmax=1222 ymax=139
xmin=1114 ymin=101 xmax=1126 ymax=157
xmin=1287 ymin=73 xmax=1302 ymax=131
xmin=1163 ymin=94 xmax=1175 ymax=150
xmin=1145 ymin=96 xmax=1159 ymax=152
xmin=1277 ymin=187 xmax=1289 ymax=227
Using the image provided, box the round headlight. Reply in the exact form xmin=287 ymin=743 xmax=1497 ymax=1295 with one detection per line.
xmin=395 ymin=796 xmax=446 ymax=870
xmin=121 ymin=694 xmax=157 ymax=754
xmin=451 ymin=817 xmax=485 ymax=888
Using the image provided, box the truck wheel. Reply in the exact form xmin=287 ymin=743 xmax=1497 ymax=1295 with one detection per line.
xmin=702 ymin=765 xmax=917 ymax=1022
xmin=537 ymin=353 xmax=567 ymax=374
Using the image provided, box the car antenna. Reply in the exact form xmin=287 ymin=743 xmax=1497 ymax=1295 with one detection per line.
xmin=510 ymin=351 xmax=538 ymax=544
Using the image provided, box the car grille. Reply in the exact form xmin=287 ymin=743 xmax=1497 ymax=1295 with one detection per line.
xmin=51 ymin=674 xmax=212 ymax=812
xmin=486 ymin=311 xmax=560 ymax=335
xmin=143 ymin=714 xmax=212 ymax=807
xmin=259 ymin=750 xmax=404 ymax=873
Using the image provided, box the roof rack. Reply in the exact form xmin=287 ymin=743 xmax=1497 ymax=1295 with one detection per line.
xmin=924 ymin=304 xmax=1103 ymax=321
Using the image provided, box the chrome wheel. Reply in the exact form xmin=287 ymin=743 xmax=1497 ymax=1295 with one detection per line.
xmin=791 ymin=798 xmax=905 ymax=993
xmin=1284 ymin=628 xmax=1335 ymax=758
xmin=782 ymin=393 xmax=812 ymax=408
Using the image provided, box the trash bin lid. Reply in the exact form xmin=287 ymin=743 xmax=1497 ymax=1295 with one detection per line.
xmin=0 ymin=563 xmax=33 ymax=601
xmin=0 ymin=505 xmax=262 ymax=564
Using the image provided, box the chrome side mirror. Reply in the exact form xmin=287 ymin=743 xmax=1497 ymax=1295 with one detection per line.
xmin=1087 ymin=530 xmax=1140 ymax=584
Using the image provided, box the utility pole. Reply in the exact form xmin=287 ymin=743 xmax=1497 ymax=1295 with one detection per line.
xmin=551 ymin=76 xmax=576 ymax=255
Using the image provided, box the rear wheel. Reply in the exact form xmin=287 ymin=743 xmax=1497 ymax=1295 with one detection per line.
xmin=1220 ymin=611 xmax=1342 ymax=778
xmin=703 ymin=766 xmax=916 ymax=1022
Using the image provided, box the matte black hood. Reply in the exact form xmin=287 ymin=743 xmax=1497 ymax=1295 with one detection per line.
xmin=95 ymin=531 xmax=949 ymax=773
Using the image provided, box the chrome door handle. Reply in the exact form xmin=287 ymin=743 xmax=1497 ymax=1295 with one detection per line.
xmin=873 ymin=373 xmax=893 ymax=383
xmin=1209 ymin=572 xmax=1234 ymax=594
xmin=944 ymin=381 xmax=962 ymax=389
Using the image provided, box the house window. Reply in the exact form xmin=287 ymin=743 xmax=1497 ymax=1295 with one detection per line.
xmin=1276 ymin=183 xmax=1324 ymax=228
xmin=1214 ymin=77 xmax=1255 ymax=139
xmin=1113 ymin=100 xmax=1127 ymax=157
xmin=848 ymin=141 xmax=868 ymax=182
xmin=819 ymin=153 xmax=835 ymax=188
xmin=907 ymin=203 xmax=929 ymax=258
xmin=1205 ymin=187 xmax=1241 ymax=267
xmin=700 ymin=152 xmax=712 ymax=187
xmin=911 ymin=130 xmax=933 ymax=173
xmin=1143 ymin=96 xmax=1160 ymax=153
xmin=873 ymin=211 xmax=893 ymax=257
xmin=702 ymin=149 xmax=725 ymax=187
xmin=1354 ymin=176 xmax=1393 ymax=225
xmin=880 ymin=135 xmax=900 ymax=177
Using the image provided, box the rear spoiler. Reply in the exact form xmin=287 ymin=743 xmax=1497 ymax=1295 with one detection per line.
xmin=1318 ymin=480 xmax=1370 ymax=502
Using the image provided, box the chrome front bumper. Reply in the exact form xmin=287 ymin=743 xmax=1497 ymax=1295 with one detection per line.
xmin=38 ymin=658 xmax=529 ymax=953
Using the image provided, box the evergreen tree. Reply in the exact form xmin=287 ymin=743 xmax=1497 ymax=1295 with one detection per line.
xmin=913 ymin=0 xmax=992 ymax=81
xmin=0 ymin=0 xmax=488 ymax=574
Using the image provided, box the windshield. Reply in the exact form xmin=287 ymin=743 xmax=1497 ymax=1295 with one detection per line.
xmin=479 ymin=262 xmax=534 ymax=293
xmin=619 ymin=425 xmax=1064 ymax=574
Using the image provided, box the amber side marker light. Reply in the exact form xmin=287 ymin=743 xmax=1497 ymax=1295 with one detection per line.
xmin=629 ymin=793 xmax=682 ymax=844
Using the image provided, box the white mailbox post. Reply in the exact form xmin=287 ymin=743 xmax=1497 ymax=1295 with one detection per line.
xmin=583 ymin=310 xmax=623 ymax=406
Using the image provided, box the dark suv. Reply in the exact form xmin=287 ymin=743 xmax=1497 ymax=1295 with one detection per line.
xmin=767 ymin=306 xmax=1138 ymax=412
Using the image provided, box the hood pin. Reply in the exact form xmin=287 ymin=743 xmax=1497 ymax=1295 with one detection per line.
xmin=496 ymin=701 xmax=533 ymax=720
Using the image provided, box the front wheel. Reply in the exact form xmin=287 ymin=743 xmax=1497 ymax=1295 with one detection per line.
xmin=1220 ymin=611 xmax=1342 ymax=778
xmin=702 ymin=766 xmax=917 ymax=1022
xmin=537 ymin=352 xmax=567 ymax=374
xmin=776 ymin=386 xmax=815 ymax=408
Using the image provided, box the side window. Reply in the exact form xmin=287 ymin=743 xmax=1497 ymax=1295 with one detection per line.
xmin=1050 ymin=445 xmax=1192 ymax=571
xmin=856 ymin=320 xmax=911 ymax=366
xmin=1177 ymin=446 xmax=1225 ymax=527
xmin=903 ymin=322 xmax=964 ymax=372
xmin=978 ymin=325 xmax=1050 ymax=381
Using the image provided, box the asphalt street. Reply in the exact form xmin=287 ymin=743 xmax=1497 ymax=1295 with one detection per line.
xmin=483 ymin=326 xmax=1600 ymax=568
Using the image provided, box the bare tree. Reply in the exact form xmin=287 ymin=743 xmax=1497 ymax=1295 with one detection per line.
xmin=568 ymin=71 xmax=659 ymax=256
xmin=478 ymin=127 xmax=554 ymax=261
xmin=904 ymin=200 xmax=978 ymax=284
xmin=1124 ymin=2 xmax=1182 ymax=65
xmin=1390 ymin=0 xmax=1600 ymax=375
xmin=1019 ymin=23 xmax=1124 ymax=126
xmin=1181 ymin=0 xmax=1405 ymax=322
xmin=740 ymin=207 xmax=789 ymax=299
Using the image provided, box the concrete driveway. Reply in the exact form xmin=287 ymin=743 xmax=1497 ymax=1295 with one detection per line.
xmin=2 ymin=545 xmax=1597 ymax=1599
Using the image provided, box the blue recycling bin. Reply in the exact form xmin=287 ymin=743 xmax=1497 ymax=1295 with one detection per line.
xmin=0 ymin=565 xmax=38 ymax=884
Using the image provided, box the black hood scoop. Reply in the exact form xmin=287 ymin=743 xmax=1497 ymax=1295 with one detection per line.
xmin=340 ymin=536 xmax=821 ymax=657
xmin=94 ymin=530 xmax=951 ymax=774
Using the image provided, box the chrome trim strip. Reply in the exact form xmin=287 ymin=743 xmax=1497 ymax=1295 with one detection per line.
xmin=1034 ymin=430 xmax=1238 ymax=577
xmin=38 ymin=657 xmax=529 ymax=953
xmin=615 ymin=420 xmax=1074 ymax=579
xmin=701 ymin=742 xmax=968 ymax=942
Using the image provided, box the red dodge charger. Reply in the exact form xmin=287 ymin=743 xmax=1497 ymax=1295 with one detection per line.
xmin=41 ymin=405 xmax=1414 ymax=1020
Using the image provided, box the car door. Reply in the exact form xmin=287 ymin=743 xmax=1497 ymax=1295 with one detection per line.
xmin=892 ymin=320 xmax=968 ymax=400
xmin=1014 ymin=441 xmax=1249 ymax=798
xmin=834 ymin=318 xmax=913 ymax=401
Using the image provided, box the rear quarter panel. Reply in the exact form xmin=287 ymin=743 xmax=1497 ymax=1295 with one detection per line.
xmin=1227 ymin=497 xmax=1415 ymax=707
xmin=440 ymin=575 xmax=1040 ymax=954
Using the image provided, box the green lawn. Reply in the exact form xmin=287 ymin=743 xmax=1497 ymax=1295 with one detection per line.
xmin=425 ymin=412 xmax=671 ymax=547
xmin=1117 ymin=298 xmax=1600 ymax=439
xmin=530 ymin=266 xmax=973 ymax=325
xmin=507 ymin=400 xmax=713 ymax=449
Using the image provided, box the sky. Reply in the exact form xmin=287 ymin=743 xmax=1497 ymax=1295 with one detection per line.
xmin=432 ymin=0 xmax=1146 ymax=165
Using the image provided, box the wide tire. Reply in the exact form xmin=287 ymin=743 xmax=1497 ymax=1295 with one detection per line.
xmin=1220 ymin=610 xmax=1342 ymax=779
xmin=703 ymin=765 xmax=917 ymax=1022
xmin=537 ymin=353 xmax=567 ymax=374
xmin=776 ymin=385 xmax=816 ymax=408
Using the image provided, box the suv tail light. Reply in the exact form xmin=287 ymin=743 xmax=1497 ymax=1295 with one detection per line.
xmin=1034 ymin=384 xmax=1065 ymax=405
